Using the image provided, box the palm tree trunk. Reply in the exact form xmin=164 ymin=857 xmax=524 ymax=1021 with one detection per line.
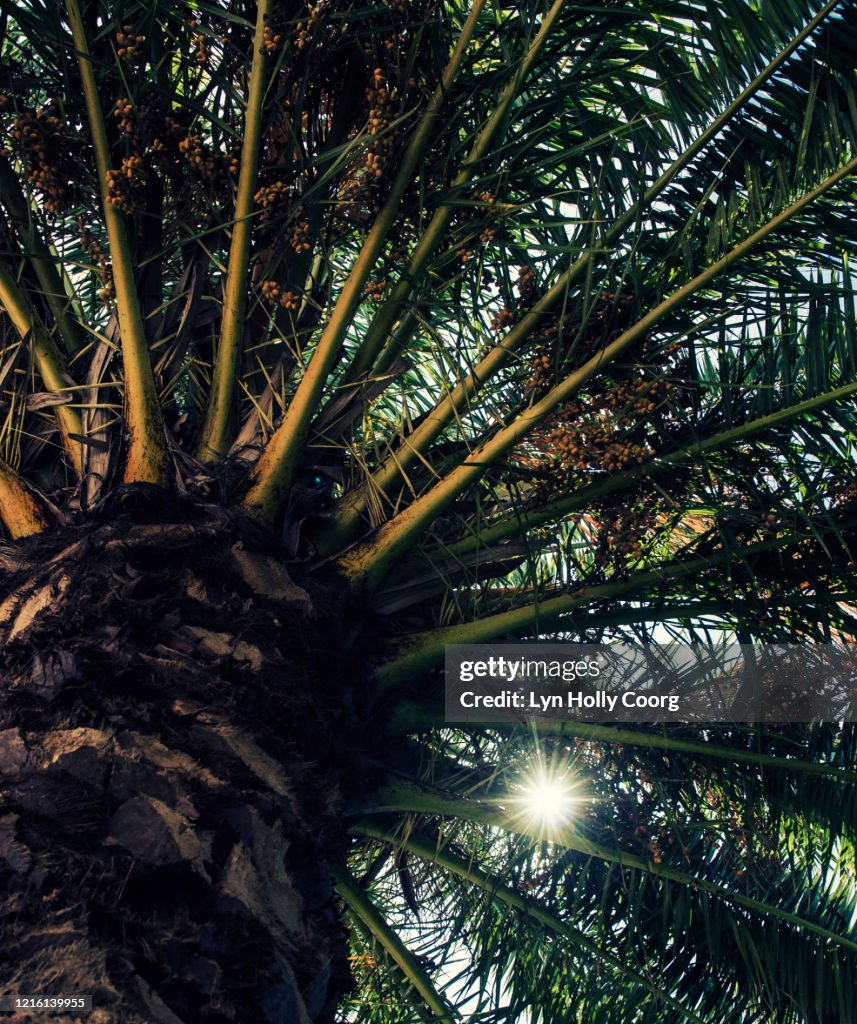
xmin=0 ymin=516 xmax=356 ymax=1023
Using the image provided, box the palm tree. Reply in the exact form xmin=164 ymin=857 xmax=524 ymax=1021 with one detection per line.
xmin=1 ymin=0 xmax=856 ymax=1020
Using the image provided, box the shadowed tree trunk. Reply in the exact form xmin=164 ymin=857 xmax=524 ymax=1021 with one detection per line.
xmin=0 ymin=514 xmax=357 ymax=1023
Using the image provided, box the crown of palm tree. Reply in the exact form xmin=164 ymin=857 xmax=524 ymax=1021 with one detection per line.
xmin=1 ymin=1 xmax=856 ymax=1021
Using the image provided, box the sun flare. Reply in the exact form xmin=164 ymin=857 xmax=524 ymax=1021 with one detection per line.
xmin=511 ymin=761 xmax=578 ymax=835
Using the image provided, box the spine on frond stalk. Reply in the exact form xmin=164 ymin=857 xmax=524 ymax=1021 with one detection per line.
xmin=195 ymin=0 xmax=273 ymax=464
xmin=238 ymin=0 xmax=488 ymax=527
xmin=64 ymin=0 xmax=168 ymax=488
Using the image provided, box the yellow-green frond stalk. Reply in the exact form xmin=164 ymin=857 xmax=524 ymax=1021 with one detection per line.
xmin=64 ymin=0 xmax=168 ymax=487
xmin=0 ymin=261 xmax=83 ymax=478
xmin=195 ymin=0 xmax=273 ymax=463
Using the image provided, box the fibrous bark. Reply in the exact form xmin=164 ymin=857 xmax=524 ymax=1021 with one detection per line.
xmin=0 ymin=511 xmax=357 ymax=1023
